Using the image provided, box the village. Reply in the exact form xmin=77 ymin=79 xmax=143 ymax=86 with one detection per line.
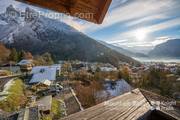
xmin=0 ymin=57 xmax=180 ymax=119
xmin=0 ymin=0 xmax=180 ymax=119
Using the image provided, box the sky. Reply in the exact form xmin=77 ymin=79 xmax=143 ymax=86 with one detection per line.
xmin=0 ymin=0 xmax=180 ymax=53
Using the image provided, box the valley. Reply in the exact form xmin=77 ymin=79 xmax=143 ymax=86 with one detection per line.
xmin=0 ymin=1 xmax=180 ymax=120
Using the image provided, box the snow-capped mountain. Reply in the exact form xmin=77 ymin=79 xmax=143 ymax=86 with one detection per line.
xmin=0 ymin=5 xmax=139 ymax=66
xmin=0 ymin=5 xmax=78 ymax=43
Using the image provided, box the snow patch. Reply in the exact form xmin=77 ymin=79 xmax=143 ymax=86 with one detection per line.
xmin=95 ymin=79 xmax=132 ymax=101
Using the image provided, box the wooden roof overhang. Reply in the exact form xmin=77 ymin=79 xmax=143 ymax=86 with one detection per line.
xmin=16 ymin=0 xmax=112 ymax=24
xmin=61 ymin=88 xmax=180 ymax=120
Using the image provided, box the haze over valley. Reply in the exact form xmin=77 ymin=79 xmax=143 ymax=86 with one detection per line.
xmin=0 ymin=0 xmax=180 ymax=120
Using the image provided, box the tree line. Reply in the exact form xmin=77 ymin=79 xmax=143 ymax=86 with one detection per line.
xmin=0 ymin=43 xmax=54 ymax=65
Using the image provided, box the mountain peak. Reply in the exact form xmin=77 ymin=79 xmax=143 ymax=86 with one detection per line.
xmin=0 ymin=6 xmax=139 ymax=65
xmin=6 ymin=5 xmax=20 ymax=18
xmin=25 ymin=7 xmax=39 ymax=22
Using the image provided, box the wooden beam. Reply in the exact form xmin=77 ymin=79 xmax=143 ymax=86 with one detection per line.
xmin=97 ymin=0 xmax=112 ymax=24
xmin=16 ymin=0 xmax=112 ymax=24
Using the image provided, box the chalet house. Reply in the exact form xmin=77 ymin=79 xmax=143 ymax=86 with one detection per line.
xmin=17 ymin=59 xmax=34 ymax=72
xmin=39 ymin=79 xmax=52 ymax=86
xmin=89 ymin=63 xmax=117 ymax=72
xmin=31 ymin=79 xmax=52 ymax=92
xmin=100 ymin=66 xmax=117 ymax=72
xmin=71 ymin=63 xmax=86 ymax=71
xmin=0 ymin=107 xmax=39 ymax=120
xmin=36 ymin=95 xmax=52 ymax=114
xmin=0 ymin=65 xmax=21 ymax=74
xmin=29 ymin=65 xmax=60 ymax=84
xmin=0 ymin=111 xmax=19 ymax=120
xmin=17 ymin=107 xmax=40 ymax=120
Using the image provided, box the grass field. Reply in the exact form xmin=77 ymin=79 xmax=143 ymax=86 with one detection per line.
xmin=0 ymin=78 xmax=27 ymax=112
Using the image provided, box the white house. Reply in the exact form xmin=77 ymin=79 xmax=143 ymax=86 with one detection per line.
xmin=100 ymin=67 xmax=117 ymax=72
xmin=17 ymin=59 xmax=34 ymax=72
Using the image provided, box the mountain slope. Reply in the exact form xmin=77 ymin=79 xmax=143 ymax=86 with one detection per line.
xmin=99 ymin=41 xmax=148 ymax=58
xmin=0 ymin=5 xmax=139 ymax=66
xmin=149 ymin=39 xmax=180 ymax=58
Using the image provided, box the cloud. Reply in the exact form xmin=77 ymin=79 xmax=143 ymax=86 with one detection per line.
xmin=1 ymin=0 xmax=179 ymax=32
xmin=62 ymin=18 xmax=87 ymax=31
xmin=106 ymin=39 xmax=128 ymax=44
xmin=1 ymin=0 xmax=180 ymax=50
xmin=120 ymin=17 xmax=180 ymax=38
xmin=115 ymin=40 xmax=153 ymax=48
xmin=151 ymin=36 xmax=175 ymax=46
xmin=106 ymin=16 xmax=180 ymax=48
xmin=82 ymin=0 xmax=177 ymax=33
xmin=110 ymin=0 xmax=129 ymax=9
xmin=125 ymin=14 xmax=169 ymax=27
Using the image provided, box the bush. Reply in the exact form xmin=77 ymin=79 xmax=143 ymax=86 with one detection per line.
xmin=73 ymin=81 xmax=103 ymax=108
xmin=51 ymin=98 xmax=62 ymax=119
xmin=41 ymin=98 xmax=62 ymax=120
xmin=41 ymin=115 xmax=52 ymax=120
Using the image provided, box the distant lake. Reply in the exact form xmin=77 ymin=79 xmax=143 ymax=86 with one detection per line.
xmin=133 ymin=57 xmax=180 ymax=63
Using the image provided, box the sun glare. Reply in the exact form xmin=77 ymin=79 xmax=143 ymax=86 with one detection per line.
xmin=134 ymin=28 xmax=148 ymax=41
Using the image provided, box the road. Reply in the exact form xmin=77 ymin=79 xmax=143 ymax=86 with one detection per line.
xmin=0 ymin=75 xmax=21 ymax=92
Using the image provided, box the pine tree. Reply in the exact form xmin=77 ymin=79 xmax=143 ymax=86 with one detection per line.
xmin=17 ymin=50 xmax=26 ymax=62
xmin=42 ymin=52 xmax=54 ymax=65
xmin=9 ymin=48 xmax=18 ymax=62
xmin=0 ymin=43 xmax=10 ymax=64
xmin=24 ymin=52 xmax=33 ymax=60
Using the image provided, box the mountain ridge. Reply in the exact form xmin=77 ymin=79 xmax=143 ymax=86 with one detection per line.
xmin=0 ymin=5 xmax=140 ymax=66
xmin=149 ymin=39 xmax=180 ymax=58
xmin=99 ymin=41 xmax=148 ymax=58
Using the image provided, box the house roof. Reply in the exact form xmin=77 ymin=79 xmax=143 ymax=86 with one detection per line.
xmin=0 ymin=110 xmax=19 ymax=120
xmin=17 ymin=59 xmax=33 ymax=65
xmin=17 ymin=107 xmax=39 ymax=120
xmin=0 ymin=107 xmax=39 ymax=120
xmin=16 ymin=0 xmax=112 ymax=24
xmin=29 ymin=66 xmax=57 ymax=83
xmin=140 ymin=89 xmax=180 ymax=119
xmin=28 ymin=107 xmax=39 ymax=120
xmin=61 ymin=88 xmax=180 ymax=120
xmin=39 ymin=79 xmax=52 ymax=86
xmin=37 ymin=95 xmax=52 ymax=111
